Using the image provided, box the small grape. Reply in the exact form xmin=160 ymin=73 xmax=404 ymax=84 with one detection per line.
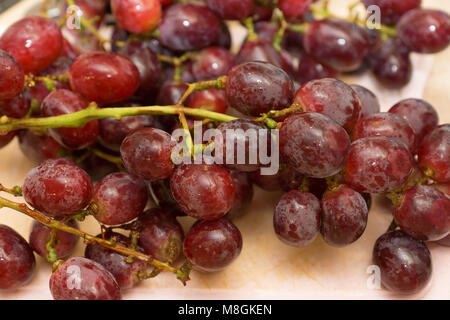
xmin=205 ymin=0 xmax=254 ymax=20
xmin=111 ymin=0 xmax=161 ymax=34
xmin=0 ymin=49 xmax=24 ymax=100
xmin=192 ymin=47 xmax=235 ymax=81
xmin=296 ymin=53 xmax=338 ymax=85
xmin=350 ymin=84 xmax=380 ymax=118
xmin=418 ymin=125 xmax=450 ymax=183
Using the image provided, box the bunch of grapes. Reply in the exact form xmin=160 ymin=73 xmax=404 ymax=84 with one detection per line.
xmin=0 ymin=0 xmax=449 ymax=300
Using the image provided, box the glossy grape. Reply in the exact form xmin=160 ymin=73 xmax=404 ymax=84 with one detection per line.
xmin=278 ymin=0 xmax=312 ymax=20
xmin=418 ymin=125 xmax=450 ymax=183
xmin=235 ymin=40 xmax=285 ymax=71
xmin=0 ymin=92 xmax=30 ymax=119
xmin=111 ymin=0 xmax=161 ymax=34
xmin=361 ymin=0 xmax=421 ymax=25
xmin=0 ymin=225 xmax=36 ymax=290
xmin=192 ymin=47 xmax=235 ymax=81
xmin=296 ymin=53 xmax=338 ymax=84
xmin=227 ymin=171 xmax=254 ymax=219
xmin=205 ymin=0 xmax=254 ymax=20
xmin=186 ymin=88 xmax=228 ymax=115
xmin=183 ymin=219 xmax=242 ymax=272
xmin=0 ymin=49 xmax=24 ymax=100
xmin=156 ymin=81 xmax=188 ymax=106
xmin=350 ymin=84 xmax=380 ymax=118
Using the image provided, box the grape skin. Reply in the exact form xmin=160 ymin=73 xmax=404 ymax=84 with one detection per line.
xmin=111 ymin=0 xmax=161 ymax=34
xmin=0 ymin=49 xmax=24 ymax=100
xmin=418 ymin=125 xmax=450 ymax=183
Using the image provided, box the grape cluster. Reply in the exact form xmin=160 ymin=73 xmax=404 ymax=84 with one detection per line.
xmin=0 ymin=0 xmax=448 ymax=300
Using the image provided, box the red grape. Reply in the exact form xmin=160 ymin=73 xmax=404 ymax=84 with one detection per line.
xmin=0 ymin=49 xmax=24 ymax=100
xmin=111 ymin=0 xmax=161 ymax=34
xmin=418 ymin=125 xmax=450 ymax=183
xmin=205 ymin=0 xmax=254 ymax=20
xmin=156 ymin=81 xmax=189 ymax=106
xmin=249 ymin=169 xmax=282 ymax=192
xmin=186 ymin=88 xmax=228 ymax=115
xmin=227 ymin=171 xmax=254 ymax=219
xmin=252 ymin=2 xmax=274 ymax=22
xmin=0 ymin=92 xmax=30 ymax=119
xmin=214 ymin=22 xmax=232 ymax=49
xmin=192 ymin=47 xmax=235 ymax=81
xmin=361 ymin=0 xmax=421 ymax=25
xmin=296 ymin=53 xmax=338 ymax=85
xmin=278 ymin=0 xmax=312 ymax=20
xmin=18 ymin=130 xmax=64 ymax=164
xmin=278 ymin=165 xmax=305 ymax=192
xmin=235 ymin=40 xmax=285 ymax=71
xmin=79 ymin=153 xmax=118 ymax=182
xmin=350 ymin=84 xmax=380 ymax=118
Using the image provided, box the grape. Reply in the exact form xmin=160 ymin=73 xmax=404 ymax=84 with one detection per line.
xmin=205 ymin=0 xmax=254 ymax=20
xmin=306 ymin=177 xmax=328 ymax=200
xmin=0 ymin=225 xmax=36 ymax=290
xmin=249 ymin=170 xmax=282 ymax=191
xmin=0 ymin=16 xmax=62 ymax=74
xmin=361 ymin=0 xmax=421 ymax=25
xmin=60 ymin=38 xmax=77 ymax=59
xmin=79 ymin=153 xmax=118 ymax=182
xmin=389 ymin=99 xmax=439 ymax=145
xmin=18 ymin=130 xmax=64 ymax=164
xmin=0 ymin=49 xmax=24 ymax=100
xmin=120 ymin=128 xmax=176 ymax=181
xmin=61 ymin=27 xmax=100 ymax=57
xmin=69 ymin=52 xmax=140 ymax=105
xmin=99 ymin=115 xmax=155 ymax=152
xmin=278 ymin=165 xmax=305 ymax=192
xmin=0 ymin=92 xmax=30 ymax=119
xmin=227 ymin=171 xmax=254 ymax=219
xmin=280 ymin=112 xmax=351 ymax=178
xmin=273 ymin=190 xmax=320 ymax=247
xmin=111 ymin=0 xmax=161 ymax=34
xmin=192 ymin=47 xmax=235 ymax=81
xmin=373 ymin=230 xmax=431 ymax=295
xmin=344 ymin=136 xmax=413 ymax=193
xmin=369 ymin=38 xmax=412 ymax=88
xmin=296 ymin=53 xmax=338 ymax=85
xmin=159 ymin=3 xmax=221 ymax=51
xmin=156 ymin=81 xmax=189 ymax=106
xmin=303 ymin=19 xmax=370 ymax=72
xmin=225 ymin=61 xmax=294 ymax=116
xmin=85 ymin=232 xmax=147 ymax=290
xmin=214 ymin=22 xmax=232 ymax=49
xmin=92 ymin=172 xmax=148 ymax=225
xmin=0 ymin=131 xmax=16 ymax=149
xmin=320 ymin=185 xmax=369 ymax=247
xmin=352 ymin=112 xmax=417 ymax=153
xmin=170 ymin=163 xmax=235 ymax=220
xmin=49 ymin=257 xmax=121 ymax=300
xmin=397 ymin=9 xmax=450 ymax=53
xmin=164 ymin=62 xmax=196 ymax=84
xmin=29 ymin=220 xmax=78 ymax=260
xmin=23 ymin=158 xmax=93 ymax=217
xmin=252 ymin=2 xmax=274 ymax=22
xmin=395 ymin=185 xmax=450 ymax=241
xmin=254 ymin=22 xmax=278 ymax=42
xmin=186 ymin=88 xmax=228 ymax=115
xmin=418 ymin=125 xmax=450 ymax=183
xmin=41 ymin=89 xmax=99 ymax=150
xmin=138 ymin=208 xmax=184 ymax=262
xmin=278 ymin=0 xmax=312 ymax=20
xmin=350 ymin=84 xmax=380 ymax=118
xmin=235 ymin=40 xmax=285 ymax=71
xmin=294 ymin=78 xmax=362 ymax=132
xmin=183 ymin=219 xmax=242 ymax=272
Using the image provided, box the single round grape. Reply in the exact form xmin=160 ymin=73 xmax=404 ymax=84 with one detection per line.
xmin=294 ymin=78 xmax=362 ymax=132
xmin=226 ymin=61 xmax=294 ymax=116
xmin=29 ymin=220 xmax=78 ymax=260
xmin=92 ymin=172 xmax=148 ymax=225
xmin=49 ymin=257 xmax=121 ymax=300
xmin=278 ymin=0 xmax=312 ymax=20
xmin=361 ymin=0 xmax=421 ymax=25
xmin=0 ymin=92 xmax=30 ymax=119
xmin=183 ymin=219 xmax=242 ymax=272
xmin=0 ymin=225 xmax=36 ymax=290
xmin=235 ymin=40 xmax=285 ymax=71
xmin=303 ymin=19 xmax=370 ymax=72
xmin=320 ymin=185 xmax=369 ymax=247
xmin=418 ymin=125 xmax=450 ymax=183
xmin=111 ymin=0 xmax=161 ymax=34
xmin=397 ymin=9 xmax=450 ymax=53
xmin=18 ymin=131 xmax=64 ymax=164
xmin=192 ymin=47 xmax=235 ymax=81
xmin=23 ymin=158 xmax=93 ymax=217
xmin=395 ymin=185 xmax=450 ymax=241
xmin=159 ymin=3 xmax=220 ymax=51
xmin=120 ymin=127 xmax=176 ymax=181
xmin=274 ymin=190 xmax=320 ymax=247
xmin=227 ymin=171 xmax=254 ymax=219
xmin=249 ymin=169 xmax=282 ymax=191
xmin=296 ymin=53 xmax=338 ymax=85
xmin=0 ymin=16 xmax=62 ymax=74
xmin=69 ymin=52 xmax=140 ymax=105
xmin=350 ymin=84 xmax=380 ymax=118
xmin=41 ymin=89 xmax=99 ymax=150
xmin=186 ymin=88 xmax=228 ymax=115
xmin=373 ymin=230 xmax=431 ymax=295
xmin=205 ymin=0 xmax=254 ymax=20
xmin=0 ymin=49 xmax=24 ymax=100
xmin=389 ymin=99 xmax=439 ymax=146
xmin=0 ymin=131 xmax=16 ymax=149
xmin=280 ymin=112 xmax=351 ymax=178
xmin=170 ymin=163 xmax=236 ymax=220
xmin=85 ymin=232 xmax=147 ymax=290
xmin=352 ymin=112 xmax=417 ymax=153
xmin=138 ymin=208 xmax=184 ymax=262
xmin=344 ymin=136 xmax=413 ymax=193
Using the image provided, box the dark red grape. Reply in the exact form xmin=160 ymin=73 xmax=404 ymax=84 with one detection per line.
xmin=362 ymin=0 xmax=421 ymax=25
xmin=85 ymin=232 xmax=147 ymax=290
xmin=226 ymin=61 xmax=294 ymax=116
xmin=249 ymin=169 xmax=282 ymax=191
xmin=227 ymin=171 xmax=254 ymax=219
xmin=280 ymin=112 xmax=351 ymax=178
xmin=23 ymin=158 xmax=93 ymax=217
xmin=0 ymin=92 xmax=30 ymax=119
xmin=397 ymin=9 xmax=450 ymax=53
xmin=159 ymin=3 xmax=221 ymax=51
xmin=205 ymin=0 xmax=254 ymax=20
xmin=303 ymin=19 xmax=370 ymax=72
xmin=170 ymin=163 xmax=235 ymax=220
xmin=111 ymin=0 xmax=161 ymax=34
xmin=373 ymin=230 xmax=431 ymax=295
xmin=156 ymin=81 xmax=189 ymax=106
xmin=0 ymin=49 xmax=24 ymax=100
xmin=418 ymin=125 xmax=450 ymax=183
xmin=296 ymin=53 xmax=338 ymax=84
xmin=252 ymin=2 xmax=274 ymax=22
xmin=295 ymin=78 xmax=362 ymax=132
xmin=49 ymin=257 xmax=121 ymax=300
xmin=183 ymin=219 xmax=242 ymax=272
xmin=0 ymin=225 xmax=36 ymax=290
xmin=18 ymin=131 xmax=64 ymax=164
xmin=120 ymin=127 xmax=176 ymax=181
xmin=278 ymin=0 xmax=312 ymax=20
xmin=278 ymin=165 xmax=305 ymax=192
xmin=320 ymin=185 xmax=368 ymax=247
xmin=69 ymin=52 xmax=140 ymax=105
xmin=344 ymin=136 xmax=413 ymax=193
xmin=192 ymin=47 xmax=235 ymax=81
xmin=92 ymin=172 xmax=148 ymax=225
xmin=0 ymin=131 xmax=16 ymax=149
xmin=389 ymin=99 xmax=438 ymax=145
xmin=235 ymin=40 xmax=285 ymax=71
xmin=138 ymin=208 xmax=184 ymax=262
xmin=306 ymin=177 xmax=328 ymax=200
xmin=186 ymin=88 xmax=228 ymax=115
xmin=0 ymin=16 xmax=62 ymax=74
xmin=395 ymin=185 xmax=450 ymax=241
xmin=274 ymin=190 xmax=320 ymax=247
xmin=29 ymin=220 xmax=78 ymax=260
xmin=352 ymin=112 xmax=417 ymax=153
xmin=350 ymin=84 xmax=380 ymax=118
xmin=214 ymin=22 xmax=232 ymax=49
xmin=41 ymin=89 xmax=99 ymax=149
